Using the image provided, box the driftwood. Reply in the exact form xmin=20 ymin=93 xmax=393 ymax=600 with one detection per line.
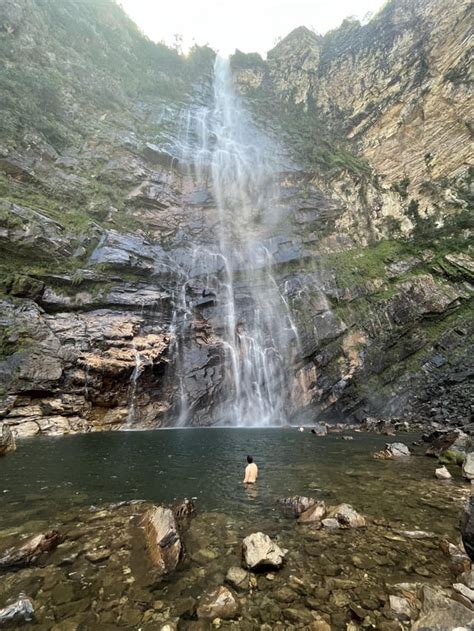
xmin=0 ymin=530 xmax=60 ymax=569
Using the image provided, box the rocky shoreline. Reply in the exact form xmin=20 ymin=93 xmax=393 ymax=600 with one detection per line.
xmin=0 ymin=487 xmax=473 ymax=629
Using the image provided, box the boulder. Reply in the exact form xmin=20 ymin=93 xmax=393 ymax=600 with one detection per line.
xmin=328 ymin=504 xmax=366 ymax=528
xmin=0 ymin=594 xmax=35 ymax=627
xmin=388 ymin=595 xmax=413 ymax=620
xmin=0 ymin=530 xmax=60 ymax=568
xmin=321 ymin=518 xmax=340 ymax=529
xmin=278 ymin=496 xmax=316 ymax=516
xmin=196 ymin=586 xmax=240 ymax=620
xmin=310 ymin=422 xmax=327 ymax=436
xmin=412 ymin=586 xmax=474 ymax=630
xmin=435 ymin=465 xmax=452 ymax=480
xmin=461 ymin=496 xmax=474 ymax=561
xmin=225 ymin=566 xmax=250 ymax=591
xmin=0 ymin=422 xmax=16 ymax=456
xmin=387 ymin=442 xmax=411 ymax=458
xmin=425 ymin=429 xmax=471 ymax=458
xmin=462 ymin=453 xmax=474 ymax=480
xmin=298 ymin=501 xmax=327 ymax=524
xmin=242 ymin=532 xmax=287 ymax=570
xmin=142 ymin=506 xmax=181 ymax=575
xmin=374 ymin=442 xmax=410 ymax=459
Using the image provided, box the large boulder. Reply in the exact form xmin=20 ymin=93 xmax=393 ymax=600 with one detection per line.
xmin=278 ymin=496 xmax=316 ymax=516
xmin=462 ymin=453 xmax=474 ymax=481
xmin=0 ymin=531 xmax=60 ymax=569
xmin=412 ymin=586 xmax=474 ymax=630
xmin=196 ymin=586 xmax=240 ymax=620
xmin=0 ymin=594 xmax=35 ymax=627
xmin=142 ymin=506 xmax=182 ymax=576
xmin=461 ymin=496 xmax=474 ymax=561
xmin=0 ymin=422 xmax=16 ymax=456
xmin=242 ymin=532 xmax=287 ymax=570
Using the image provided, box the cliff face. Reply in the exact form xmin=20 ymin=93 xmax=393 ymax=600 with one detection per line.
xmin=0 ymin=0 xmax=472 ymax=436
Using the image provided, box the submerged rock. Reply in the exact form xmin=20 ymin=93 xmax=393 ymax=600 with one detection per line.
xmin=225 ymin=566 xmax=250 ymax=591
xmin=435 ymin=465 xmax=452 ymax=480
xmin=0 ymin=594 xmax=35 ymax=627
xmin=196 ymin=586 xmax=240 ymax=620
xmin=0 ymin=530 xmax=60 ymax=569
xmin=461 ymin=496 xmax=474 ymax=561
xmin=278 ymin=496 xmax=316 ymax=516
xmin=242 ymin=532 xmax=287 ymax=570
xmin=0 ymin=422 xmax=16 ymax=456
xmin=388 ymin=595 xmax=413 ymax=621
xmin=142 ymin=506 xmax=181 ymax=576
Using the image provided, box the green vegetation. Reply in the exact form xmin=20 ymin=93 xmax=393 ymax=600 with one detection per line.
xmin=0 ymin=0 xmax=213 ymax=150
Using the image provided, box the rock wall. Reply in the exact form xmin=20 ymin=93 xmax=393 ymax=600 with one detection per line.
xmin=0 ymin=0 xmax=472 ymax=435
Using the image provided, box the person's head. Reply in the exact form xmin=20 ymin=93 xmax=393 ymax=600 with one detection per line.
xmin=246 ymin=455 xmax=253 ymax=464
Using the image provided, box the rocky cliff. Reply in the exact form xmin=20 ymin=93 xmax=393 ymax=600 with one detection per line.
xmin=0 ymin=0 xmax=472 ymax=436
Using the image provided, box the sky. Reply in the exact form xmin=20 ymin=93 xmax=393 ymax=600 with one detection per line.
xmin=119 ymin=0 xmax=386 ymax=56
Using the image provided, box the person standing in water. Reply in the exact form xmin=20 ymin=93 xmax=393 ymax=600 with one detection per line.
xmin=243 ymin=455 xmax=258 ymax=484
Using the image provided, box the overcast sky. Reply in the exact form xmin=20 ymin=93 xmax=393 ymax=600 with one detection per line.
xmin=119 ymin=0 xmax=386 ymax=56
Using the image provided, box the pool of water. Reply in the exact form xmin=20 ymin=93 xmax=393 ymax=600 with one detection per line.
xmin=0 ymin=429 xmax=467 ymax=533
xmin=0 ymin=429 xmax=470 ymax=629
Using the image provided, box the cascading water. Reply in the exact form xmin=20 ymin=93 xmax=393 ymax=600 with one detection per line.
xmin=171 ymin=56 xmax=300 ymax=426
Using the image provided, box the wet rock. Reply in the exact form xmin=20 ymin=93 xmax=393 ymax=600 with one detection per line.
xmin=310 ymin=422 xmax=327 ymax=436
xmin=425 ymin=429 xmax=471 ymax=458
xmin=284 ymin=607 xmax=314 ymax=625
xmin=435 ymin=465 xmax=452 ymax=480
xmin=440 ymin=539 xmax=471 ymax=573
xmin=328 ymin=503 xmax=366 ymax=528
xmin=388 ymin=595 xmax=413 ymax=620
xmin=0 ymin=530 xmax=60 ymax=568
xmin=196 ymin=586 xmax=240 ymax=620
xmin=298 ymin=501 xmax=326 ymax=524
xmin=459 ymin=568 xmax=474 ymax=589
xmin=453 ymin=583 xmax=474 ymax=603
xmin=0 ymin=594 xmax=35 ymax=627
xmin=462 ymin=452 xmax=474 ymax=480
xmin=172 ymin=498 xmax=196 ymax=529
xmin=278 ymin=496 xmax=316 ymax=516
xmin=0 ymin=422 xmax=16 ymax=456
xmin=461 ymin=496 xmax=474 ymax=561
xmin=142 ymin=506 xmax=181 ymax=576
xmin=242 ymin=532 xmax=287 ymax=570
xmin=85 ymin=548 xmax=111 ymax=563
xmin=412 ymin=586 xmax=474 ymax=630
xmin=225 ymin=567 xmax=249 ymax=591
xmin=374 ymin=441 xmax=411 ymax=459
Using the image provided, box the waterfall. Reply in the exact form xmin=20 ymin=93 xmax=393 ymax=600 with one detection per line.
xmin=171 ymin=56 xmax=299 ymax=427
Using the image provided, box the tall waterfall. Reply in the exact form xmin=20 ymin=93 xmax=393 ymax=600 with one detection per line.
xmin=171 ymin=56 xmax=300 ymax=427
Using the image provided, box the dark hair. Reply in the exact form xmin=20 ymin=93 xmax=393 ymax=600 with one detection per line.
xmin=246 ymin=455 xmax=253 ymax=464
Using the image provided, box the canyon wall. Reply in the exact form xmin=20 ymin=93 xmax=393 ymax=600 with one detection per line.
xmin=0 ymin=0 xmax=472 ymax=435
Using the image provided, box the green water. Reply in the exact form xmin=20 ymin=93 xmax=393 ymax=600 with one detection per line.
xmin=0 ymin=429 xmax=469 ymax=629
